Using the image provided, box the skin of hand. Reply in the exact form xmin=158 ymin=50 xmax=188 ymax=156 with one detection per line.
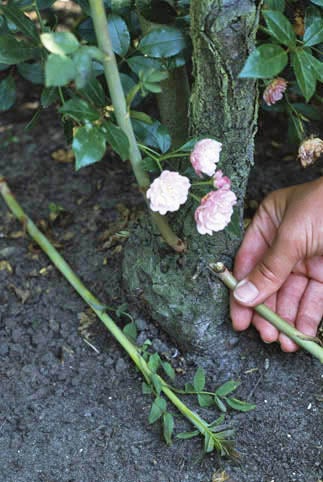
xmin=230 ymin=177 xmax=323 ymax=352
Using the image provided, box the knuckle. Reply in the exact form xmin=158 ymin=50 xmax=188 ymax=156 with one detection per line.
xmin=257 ymin=260 xmax=282 ymax=286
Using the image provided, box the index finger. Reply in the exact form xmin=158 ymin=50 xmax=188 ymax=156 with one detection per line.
xmin=233 ymin=203 xmax=278 ymax=280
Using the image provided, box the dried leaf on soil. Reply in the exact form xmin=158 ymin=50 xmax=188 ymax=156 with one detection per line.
xmin=0 ymin=260 xmax=13 ymax=273
xmin=9 ymin=284 xmax=31 ymax=303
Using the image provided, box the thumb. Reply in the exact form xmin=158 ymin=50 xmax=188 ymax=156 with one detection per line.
xmin=233 ymin=233 xmax=299 ymax=306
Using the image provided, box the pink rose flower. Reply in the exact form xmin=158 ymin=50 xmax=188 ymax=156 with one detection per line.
xmin=146 ymin=170 xmax=191 ymax=215
xmin=213 ymin=170 xmax=231 ymax=190
xmin=194 ymin=189 xmax=237 ymax=235
xmin=263 ymin=78 xmax=287 ymax=106
xmin=190 ymin=139 xmax=222 ymax=177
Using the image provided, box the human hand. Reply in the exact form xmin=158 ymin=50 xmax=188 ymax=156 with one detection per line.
xmin=230 ymin=178 xmax=323 ymax=352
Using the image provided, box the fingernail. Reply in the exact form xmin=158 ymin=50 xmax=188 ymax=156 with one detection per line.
xmin=233 ymin=279 xmax=259 ymax=303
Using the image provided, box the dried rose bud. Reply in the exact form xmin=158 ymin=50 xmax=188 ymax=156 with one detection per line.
xmin=263 ymin=78 xmax=288 ymax=106
xmin=298 ymin=137 xmax=323 ymax=168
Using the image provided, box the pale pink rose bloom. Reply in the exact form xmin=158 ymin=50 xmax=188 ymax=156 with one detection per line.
xmin=213 ymin=170 xmax=231 ymax=190
xmin=190 ymin=138 xmax=222 ymax=177
xmin=263 ymin=77 xmax=287 ymax=106
xmin=146 ymin=170 xmax=191 ymax=215
xmin=194 ymin=189 xmax=237 ymax=235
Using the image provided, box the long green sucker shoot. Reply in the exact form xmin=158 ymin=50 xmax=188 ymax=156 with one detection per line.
xmin=0 ymin=176 xmax=255 ymax=457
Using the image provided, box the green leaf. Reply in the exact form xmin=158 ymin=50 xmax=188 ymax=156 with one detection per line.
xmin=307 ymin=55 xmax=323 ymax=82
xmin=176 ymin=430 xmax=199 ymax=440
xmin=148 ymin=352 xmax=161 ymax=373
xmin=79 ymin=75 xmax=106 ymax=107
xmin=139 ymin=68 xmax=169 ymax=94
xmin=164 ymin=51 xmax=187 ymax=70
xmin=263 ymin=10 xmax=296 ymax=47
xmin=310 ymin=0 xmax=323 ymax=6
xmin=123 ymin=322 xmax=138 ymax=342
xmin=0 ymin=76 xmax=16 ymax=111
xmin=139 ymin=26 xmax=187 ymax=58
xmin=263 ymin=0 xmax=285 ymax=11
xmin=59 ymin=98 xmax=100 ymax=122
xmin=163 ymin=412 xmax=174 ymax=445
xmin=127 ymin=55 xmax=163 ymax=75
xmin=287 ymin=112 xmax=304 ymax=144
xmin=142 ymin=381 xmax=153 ymax=395
xmin=151 ymin=373 xmax=162 ymax=395
xmin=37 ymin=0 xmax=57 ymax=8
xmin=73 ymin=124 xmax=106 ymax=170
xmin=0 ymin=35 xmax=40 ymax=64
xmin=120 ymin=73 xmax=142 ymax=107
xmin=178 ymin=138 xmax=198 ymax=152
xmin=225 ymin=397 xmax=256 ymax=412
xmin=148 ymin=396 xmax=166 ymax=424
xmin=2 ymin=5 xmax=38 ymax=42
xmin=142 ymin=69 xmax=169 ymax=83
xmin=107 ymin=14 xmax=130 ymax=56
xmin=161 ymin=361 xmax=175 ymax=381
xmin=183 ymin=382 xmax=194 ymax=393
xmin=197 ymin=394 xmax=214 ymax=408
xmin=78 ymin=17 xmax=96 ymax=43
xmin=73 ymin=48 xmax=92 ymax=90
xmin=103 ymin=121 xmax=130 ymax=161
xmin=141 ymin=156 xmax=159 ymax=173
xmin=303 ymin=18 xmax=323 ymax=46
xmin=204 ymin=433 xmax=214 ymax=453
xmin=193 ymin=366 xmax=205 ymax=392
xmin=45 ymin=54 xmax=76 ymax=87
xmin=305 ymin=6 xmax=322 ymax=31
xmin=141 ymin=81 xmax=162 ymax=93
xmin=0 ymin=15 xmax=10 ymax=35
xmin=239 ymin=44 xmax=288 ymax=79
xmin=17 ymin=62 xmax=44 ymax=84
xmin=41 ymin=32 xmax=80 ymax=55
xmin=214 ymin=395 xmax=227 ymax=413
xmin=291 ymin=50 xmax=316 ymax=101
xmin=132 ymin=119 xmax=171 ymax=153
xmin=292 ymin=103 xmax=321 ymax=121
xmin=215 ymin=380 xmax=240 ymax=397
xmin=208 ymin=415 xmax=225 ymax=429
xmin=40 ymin=87 xmax=58 ymax=108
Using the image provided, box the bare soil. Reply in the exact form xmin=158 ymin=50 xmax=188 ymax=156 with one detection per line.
xmin=0 ymin=89 xmax=322 ymax=482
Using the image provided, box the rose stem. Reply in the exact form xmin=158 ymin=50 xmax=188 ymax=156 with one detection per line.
xmin=209 ymin=262 xmax=323 ymax=364
xmin=0 ymin=177 xmax=232 ymax=455
xmin=88 ymin=0 xmax=185 ymax=253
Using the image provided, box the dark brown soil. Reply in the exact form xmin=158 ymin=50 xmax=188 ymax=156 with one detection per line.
xmin=0 ymin=91 xmax=322 ymax=482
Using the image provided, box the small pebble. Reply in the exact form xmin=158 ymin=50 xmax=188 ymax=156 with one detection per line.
xmin=115 ymin=358 xmax=128 ymax=373
xmin=135 ymin=317 xmax=148 ymax=331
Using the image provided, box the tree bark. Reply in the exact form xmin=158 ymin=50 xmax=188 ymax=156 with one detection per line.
xmin=122 ymin=0 xmax=259 ymax=352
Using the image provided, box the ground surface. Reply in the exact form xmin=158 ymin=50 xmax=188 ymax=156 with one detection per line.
xmin=0 ymin=91 xmax=322 ymax=482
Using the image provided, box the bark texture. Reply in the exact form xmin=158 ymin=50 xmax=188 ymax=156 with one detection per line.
xmin=123 ymin=0 xmax=259 ymax=352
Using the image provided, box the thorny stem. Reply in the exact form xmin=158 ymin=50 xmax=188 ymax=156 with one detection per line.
xmin=88 ymin=0 xmax=185 ymax=253
xmin=209 ymin=262 xmax=323 ymax=364
xmin=0 ymin=177 xmax=232 ymax=455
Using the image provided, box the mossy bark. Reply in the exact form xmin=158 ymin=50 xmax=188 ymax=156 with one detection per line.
xmin=123 ymin=0 xmax=259 ymax=352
